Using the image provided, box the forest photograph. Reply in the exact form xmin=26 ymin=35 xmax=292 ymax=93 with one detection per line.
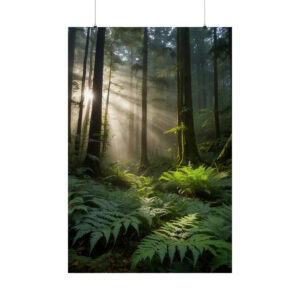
xmin=68 ymin=26 xmax=232 ymax=273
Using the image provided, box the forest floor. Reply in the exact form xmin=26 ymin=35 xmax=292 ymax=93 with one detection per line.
xmin=68 ymin=140 xmax=232 ymax=273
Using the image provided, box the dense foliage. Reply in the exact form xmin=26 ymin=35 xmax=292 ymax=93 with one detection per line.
xmin=68 ymin=27 xmax=232 ymax=273
xmin=68 ymin=161 xmax=232 ymax=272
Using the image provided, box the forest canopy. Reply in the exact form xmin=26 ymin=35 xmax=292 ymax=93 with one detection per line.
xmin=68 ymin=27 xmax=232 ymax=273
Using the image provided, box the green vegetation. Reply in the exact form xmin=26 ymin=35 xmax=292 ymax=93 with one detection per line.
xmin=68 ymin=162 xmax=232 ymax=272
xmin=68 ymin=27 xmax=231 ymax=273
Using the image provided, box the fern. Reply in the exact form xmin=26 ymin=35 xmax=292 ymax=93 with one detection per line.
xmin=159 ymin=165 xmax=230 ymax=199
xmin=73 ymin=208 xmax=142 ymax=254
xmin=202 ymin=204 xmax=232 ymax=241
xmin=131 ymin=214 xmax=231 ymax=269
xmin=69 ymin=177 xmax=151 ymax=254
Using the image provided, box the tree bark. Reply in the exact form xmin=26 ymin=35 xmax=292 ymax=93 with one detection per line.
xmin=213 ymin=28 xmax=220 ymax=139
xmin=176 ymin=27 xmax=200 ymax=166
xmin=68 ymin=28 xmax=76 ymax=144
xmin=75 ymin=28 xmax=90 ymax=154
xmin=128 ymin=48 xmax=135 ymax=157
xmin=140 ymin=28 xmax=149 ymax=169
xmin=88 ymin=30 xmax=96 ymax=89
xmin=101 ymin=52 xmax=113 ymax=159
xmin=85 ymin=27 xmax=106 ymax=175
xmin=80 ymin=30 xmax=96 ymax=156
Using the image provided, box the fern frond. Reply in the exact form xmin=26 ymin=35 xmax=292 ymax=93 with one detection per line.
xmin=72 ymin=208 xmax=142 ymax=253
xmin=131 ymin=214 xmax=229 ymax=269
xmin=159 ymin=165 xmax=230 ymax=199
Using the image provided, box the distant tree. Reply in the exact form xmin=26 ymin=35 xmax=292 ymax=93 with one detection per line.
xmin=85 ymin=27 xmax=106 ymax=175
xmin=80 ymin=29 xmax=96 ymax=155
xmin=176 ymin=27 xmax=200 ymax=165
xmin=75 ymin=28 xmax=90 ymax=154
xmin=228 ymin=27 xmax=232 ymax=90
xmin=140 ymin=27 xmax=149 ymax=169
xmin=68 ymin=28 xmax=76 ymax=144
xmin=128 ymin=48 xmax=135 ymax=156
xmin=101 ymin=48 xmax=113 ymax=159
xmin=213 ymin=28 xmax=220 ymax=139
xmin=88 ymin=33 xmax=96 ymax=89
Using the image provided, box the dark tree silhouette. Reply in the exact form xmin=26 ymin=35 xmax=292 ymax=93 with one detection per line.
xmin=140 ymin=27 xmax=149 ymax=169
xmin=176 ymin=27 xmax=200 ymax=165
xmin=85 ymin=27 xmax=106 ymax=174
xmin=75 ymin=28 xmax=90 ymax=154
xmin=213 ymin=27 xmax=220 ymax=139
xmin=68 ymin=28 xmax=76 ymax=144
xmin=101 ymin=51 xmax=113 ymax=158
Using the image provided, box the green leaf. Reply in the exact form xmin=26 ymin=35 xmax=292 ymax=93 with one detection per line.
xmin=123 ymin=220 xmax=130 ymax=234
xmin=112 ymin=223 xmax=122 ymax=243
xmin=168 ymin=244 xmax=176 ymax=264
xmin=188 ymin=245 xmax=200 ymax=266
xmin=69 ymin=205 xmax=88 ymax=215
xmin=72 ymin=228 xmax=91 ymax=246
xmin=177 ymin=244 xmax=187 ymax=262
xmin=69 ymin=196 xmax=84 ymax=206
xmin=101 ymin=228 xmax=111 ymax=245
xmin=131 ymin=222 xmax=139 ymax=236
xmin=90 ymin=231 xmax=103 ymax=254
xmin=158 ymin=245 xmax=167 ymax=263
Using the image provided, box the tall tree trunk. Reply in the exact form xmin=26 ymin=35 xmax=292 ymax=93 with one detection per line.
xmin=134 ymin=76 xmax=140 ymax=157
xmin=85 ymin=27 xmax=106 ymax=175
xmin=140 ymin=27 xmax=149 ymax=169
xmin=80 ymin=30 xmax=96 ymax=155
xmin=75 ymin=28 xmax=90 ymax=154
xmin=88 ymin=31 xmax=96 ymax=89
xmin=68 ymin=28 xmax=76 ymax=145
xmin=176 ymin=28 xmax=183 ymax=164
xmin=128 ymin=48 xmax=134 ymax=157
xmin=213 ymin=28 xmax=220 ymax=139
xmin=101 ymin=52 xmax=113 ymax=159
xmin=177 ymin=27 xmax=200 ymax=166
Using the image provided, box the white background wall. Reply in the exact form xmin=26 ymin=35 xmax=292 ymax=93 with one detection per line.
xmin=0 ymin=0 xmax=299 ymax=299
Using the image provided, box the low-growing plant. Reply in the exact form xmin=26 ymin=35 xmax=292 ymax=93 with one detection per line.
xmin=159 ymin=165 xmax=230 ymax=200
xmin=131 ymin=214 xmax=231 ymax=270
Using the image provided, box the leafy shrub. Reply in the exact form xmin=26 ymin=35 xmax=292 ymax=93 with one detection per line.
xmin=131 ymin=214 xmax=231 ymax=270
xmin=72 ymin=208 xmax=142 ymax=254
xmin=159 ymin=165 xmax=230 ymax=199
xmin=69 ymin=177 xmax=152 ymax=254
xmin=127 ymin=174 xmax=158 ymax=197
xmin=103 ymin=166 xmax=133 ymax=188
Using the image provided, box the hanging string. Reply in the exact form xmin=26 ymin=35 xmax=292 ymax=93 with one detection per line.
xmin=94 ymin=0 xmax=97 ymax=28
xmin=203 ymin=0 xmax=207 ymax=28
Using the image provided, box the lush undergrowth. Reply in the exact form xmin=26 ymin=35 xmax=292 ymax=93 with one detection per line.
xmin=68 ymin=161 xmax=232 ymax=273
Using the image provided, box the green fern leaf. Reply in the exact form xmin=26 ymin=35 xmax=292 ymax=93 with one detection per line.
xmin=69 ymin=196 xmax=84 ymax=205
xmin=101 ymin=228 xmax=111 ymax=245
xmin=112 ymin=223 xmax=122 ymax=243
xmin=89 ymin=231 xmax=103 ymax=254
xmin=72 ymin=228 xmax=91 ymax=246
xmin=123 ymin=220 xmax=130 ymax=234
xmin=158 ymin=245 xmax=167 ymax=263
xmin=177 ymin=243 xmax=187 ymax=262
xmin=168 ymin=244 xmax=176 ymax=263
xmin=188 ymin=245 xmax=200 ymax=266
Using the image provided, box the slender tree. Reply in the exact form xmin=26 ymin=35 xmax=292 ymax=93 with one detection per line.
xmin=140 ymin=27 xmax=149 ymax=169
xmin=85 ymin=27 xmax=106 ymax=174
xmin=213 ymin=27 xmax=220 ymax=139
xmin=75 ymin=28 xmax=90 ymax=154
xmin=101 ymin=51 xmax=113 ymax=158
xmin=176 ymin=27 xmax=200 ymax=165
xmin=68 ymin=28 xmax=76 ymax=144
xmin=128 ymin=48 xmax=135 ymax=156
xmin=80 ymin=30 xmax=96 ymax=155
